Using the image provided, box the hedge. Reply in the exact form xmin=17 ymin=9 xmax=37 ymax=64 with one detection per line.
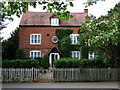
xmin=2 ymin=59 xmax=41 ymax=68
xmin=53 ymin=57 xmax=119 ymax=68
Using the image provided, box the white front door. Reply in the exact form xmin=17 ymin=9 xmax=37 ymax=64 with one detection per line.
xmin=49 ymin=53 xmax=60 ymax=67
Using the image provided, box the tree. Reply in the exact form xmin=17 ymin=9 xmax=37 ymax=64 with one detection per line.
xmin=16 ymin=48 xmax=25 ymax=59
xmin=1 ymin=0 xmax=106 ymax=21
xmin=79 ymin=2 xmax=120 ymax=64
xmin=2 ymin=27 xmax=19 ymax=59
xmin=1 ymin=1 xmax=74 ymax=21
xmin=84 ymin=0 xmax=106 ymax=7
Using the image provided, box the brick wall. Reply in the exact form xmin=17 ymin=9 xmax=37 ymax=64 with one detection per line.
xmin=19 ymin=26 xmax=80 ymax=57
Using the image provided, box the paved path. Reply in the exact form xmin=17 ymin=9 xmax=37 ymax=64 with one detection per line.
xmin=2 ymin=82 xmax=120 ymax=90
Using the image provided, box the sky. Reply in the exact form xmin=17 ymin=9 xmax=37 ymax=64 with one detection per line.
xmin=1 ymin=0 xmax=120 ymax=40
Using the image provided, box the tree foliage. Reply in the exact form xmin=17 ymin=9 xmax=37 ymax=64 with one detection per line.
xmin=2 ymin=27 xmax=19 ymax=60
xmin=1 ymin=0 xmax=107 ymax=21
xmin=79 ymin=2 xmax=120 ymax=63
xmin=84 ymin=0 xmax=105 ymax=7
xmin=1 ymin=1 xmax=74 ymax=21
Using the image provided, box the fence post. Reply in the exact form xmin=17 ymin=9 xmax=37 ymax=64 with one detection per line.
xmin=32 ymin=67 xmax=34 ymax=82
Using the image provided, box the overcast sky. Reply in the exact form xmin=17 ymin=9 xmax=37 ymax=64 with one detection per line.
xmin=1 ymin=0 xmax=120 ymax=40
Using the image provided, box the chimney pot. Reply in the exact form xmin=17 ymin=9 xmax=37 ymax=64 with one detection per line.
xmin=84 ymin=9 xmax=88 ymax=13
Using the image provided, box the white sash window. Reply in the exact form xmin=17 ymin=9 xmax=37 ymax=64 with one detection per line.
xmin=51 ymin=18 xmax=59 ymax=26
xmin=30 ymin=50 xmax=41 ymax=59
xmin=30 ymin=34 xmax=41 ymax=44
xmin=70 ymin=51 xmax=80 ymax=59
xmin=70 ymin=34 xmax=79 ymax=44
xmin=89 ymin=52 xmax=95 ymax=59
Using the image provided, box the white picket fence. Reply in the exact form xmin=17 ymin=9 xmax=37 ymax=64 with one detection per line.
xmin=2 ymin=68 xmax=120 ymax=82
xmin=2 ymin=68 xmax=53 ymax=82
xmin=53 ymin=68 xmax=120 ymax=82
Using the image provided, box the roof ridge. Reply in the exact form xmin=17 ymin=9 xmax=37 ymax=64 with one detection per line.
xmin=27 ymin=12 xmax=85 ymax=14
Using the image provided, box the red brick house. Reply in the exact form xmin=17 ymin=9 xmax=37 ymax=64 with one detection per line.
xmin=19 ymin=9 xmax=88 ymax=66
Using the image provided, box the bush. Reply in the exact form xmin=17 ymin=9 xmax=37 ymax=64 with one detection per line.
xmin=53 ymin=57 xmax=118 ymax=68
xmin=2 ymin=59 xmax=40 ymax=68
xmin=34 ymin=57 xmax=42 ymax=67
xmin=16 ymin=48 xmax=25 ymax=59
xmin=54 ymin=58 xmax=81 ymax=68
xmin=41 ymin=55 xmax=49 ymax=69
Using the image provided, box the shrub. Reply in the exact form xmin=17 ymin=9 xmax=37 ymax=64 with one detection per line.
xmin=31 ymin=60 xmax=40 ymax=68
xmin=2 ymin=59 xmax=40 ymax=68
xmin=53 ymin=57 xmax=119 ymax=68
xmin=16 ymin=48 xmax=25 ymax=59
xmin=34 ymin=57 xmax=42 ymax=67
xmin=54 ymin=58 xmax=80 ymax=68
xmin=41 ymin=55 xmax=49 ymax=69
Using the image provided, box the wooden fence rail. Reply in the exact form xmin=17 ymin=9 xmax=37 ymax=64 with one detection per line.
xmin=2 ymin=68 xmax=52 ymax=82
xmin=2 ymin=68 xmax=120 ymax=82
xmin=53 ymin=68 xmax=120 ymax=82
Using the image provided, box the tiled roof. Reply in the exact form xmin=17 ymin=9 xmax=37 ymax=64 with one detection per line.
xmin=20 ymin=11 xmax=87 ymax=26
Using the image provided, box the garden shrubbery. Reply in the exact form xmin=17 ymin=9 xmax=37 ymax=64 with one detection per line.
xmin=41 ymin=55 xmax=49 ymax=69
xmin=2 ymin=59 xmax=40 ymax=68
xmin=53 ymin=57 xmax=118 ymax=68
xmin=2 ymin=55 xmax=50 ymax=68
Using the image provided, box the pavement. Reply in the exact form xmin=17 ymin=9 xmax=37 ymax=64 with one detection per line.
xmin=1 ymin=82 xmax=120 ymax=90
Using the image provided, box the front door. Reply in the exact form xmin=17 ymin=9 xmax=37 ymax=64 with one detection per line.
xmin=49 ymin=53 xmax=60 ymax=67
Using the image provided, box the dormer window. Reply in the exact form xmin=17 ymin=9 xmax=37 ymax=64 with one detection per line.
xmin=51 ymin=18 xmax=59 ymax=26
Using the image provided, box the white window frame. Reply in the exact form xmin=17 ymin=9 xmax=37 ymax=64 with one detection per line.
xmin=30 ymin=50 xmax=41 ymax=59
xmin=71 ymin=51 xmax=80 ymax=59
xmin=30 ymin=34 xmax=41 ymax=44
xmin=88 ymin=52 xmax=95 ymax=59
xmin=70 ymin=34 xmax=79 ymax=44
xmin=51 ymin=18 xmax=59 ymax=26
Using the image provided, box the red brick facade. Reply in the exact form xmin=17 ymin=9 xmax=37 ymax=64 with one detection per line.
xmin=19 ymin=26 xmax=80 ymax=57
xmin=19 ymin=10 xmax=88 ymax=63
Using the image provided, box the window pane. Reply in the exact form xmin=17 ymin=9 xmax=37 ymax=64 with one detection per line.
xmin=33 ymin=35 xmax=35 ymax=43
xmin=34 ymin=52 xmax=36 ymax=57
xmin=70 ymin=52 xmax=71 ymax=57
xmin=77 ymin=52 xmax=79 ymax=58
xmin=38 ymin=52 xmax=40 ymax=57
xmin=31 ymin=35 xmax=34 ymax=43
xmin=73 ymin=52 xmax=76 ymax=58
xmin=75 ymin=35 xmax=77 ymax=44
xmin=31 ymin=52 xmax=33 ymax=58
xmin=34 ymin=35 xmax=37 ymax=43
xmin=38 ymin=35 xmax=40 ymax=43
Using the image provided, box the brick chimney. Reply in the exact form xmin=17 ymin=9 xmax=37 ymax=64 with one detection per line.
xmin=26 ymin=8 xmax=29 ymax=12
xmin=84 ymin=9 xmax=88 ymax=13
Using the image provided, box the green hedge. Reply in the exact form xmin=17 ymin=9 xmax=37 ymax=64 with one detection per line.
xmin=2 ymin=55 xmax=50 ymax=68
xmin=2 ymin=59 xmax=41 ymax=68
xmin=53 ymin=57 xmax=118 ymax=68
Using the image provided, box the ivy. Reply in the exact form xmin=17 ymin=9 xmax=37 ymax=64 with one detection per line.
xmin=56 ymin=29 xmax=73 ymax=57
xmin=56 ymin=29 xmax=73 ymax=39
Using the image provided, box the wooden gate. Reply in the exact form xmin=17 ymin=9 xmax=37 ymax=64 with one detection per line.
xmin=33 ymin=68 xmax=53 ymax=82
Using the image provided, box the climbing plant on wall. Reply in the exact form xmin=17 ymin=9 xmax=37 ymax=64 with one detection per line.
xmin=78 ymin=29 xmax=88 ymax=59
xmin=56 ymin=29 xmax=73 ymax=57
